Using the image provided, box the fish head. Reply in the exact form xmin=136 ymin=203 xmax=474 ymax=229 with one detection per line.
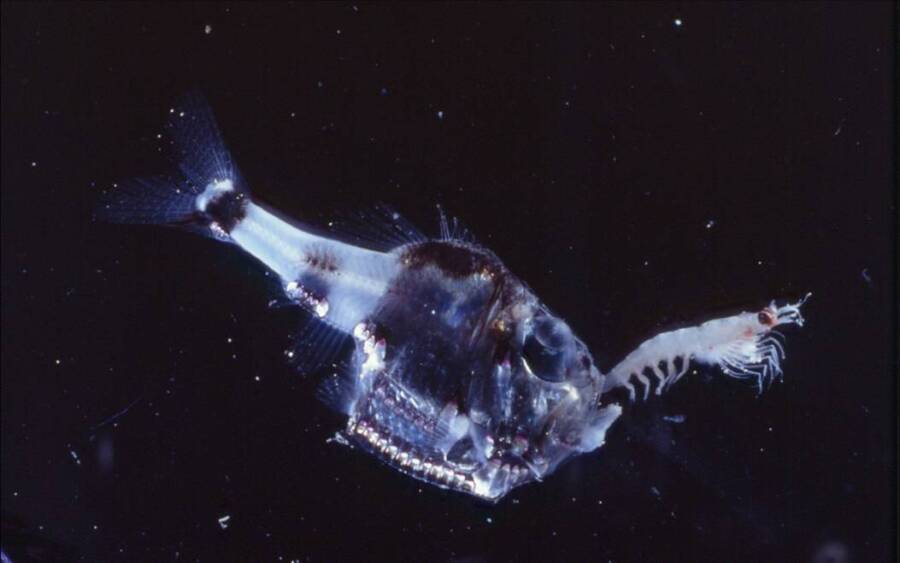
xmin=458 ymin=304 xmax=621 ymax=500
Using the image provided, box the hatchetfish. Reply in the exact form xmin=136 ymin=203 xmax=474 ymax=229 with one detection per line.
xmin=97 ymin=93 xmax=810 ymax=502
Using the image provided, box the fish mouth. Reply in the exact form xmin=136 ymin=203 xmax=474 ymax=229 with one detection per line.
xmin=346 ymin=417 xmax=534 ymax=501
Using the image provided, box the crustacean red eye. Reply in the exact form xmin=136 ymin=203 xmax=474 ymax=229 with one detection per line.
xmin=757 ymin=310 xmax=775 ymax=326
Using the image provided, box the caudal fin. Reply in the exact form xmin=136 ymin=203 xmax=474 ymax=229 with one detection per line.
xmin=95 ymin=175 xmax=200 ymax=225
xmin=94 ymin=92 xmax=248 ymax=237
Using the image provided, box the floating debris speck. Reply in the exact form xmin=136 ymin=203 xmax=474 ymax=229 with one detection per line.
xmin=327 ymin=432 xmax=350 ymax=446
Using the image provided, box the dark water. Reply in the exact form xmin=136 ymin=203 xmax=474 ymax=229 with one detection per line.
xmin=2 ymin=3 xmax=895 ymax=562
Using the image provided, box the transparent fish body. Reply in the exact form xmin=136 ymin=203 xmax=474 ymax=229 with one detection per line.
xmin=99 ymin=94 xmax=810 ymax=502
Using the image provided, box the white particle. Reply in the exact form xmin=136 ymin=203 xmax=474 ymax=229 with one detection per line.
xmin=55 ymin=359 xmax=61 ymax=365
xmin=674 ymin=18 xmax=683 ymax=27
xmin=178 ymin=111 xmax=185 ymax=117
xmin=861 ymin=268 xmax=873 ymax=285
xmin=336 ymin=29 xmax=341 ymax=35
xmin=218 ymin=514 xmax=231 ymax=529
xmin=93 ymin=524 xmax=99 ymax=531
xmin=436 ymin=110 xmax=444 ymax=120
xmin=204 ymin=24 xmax=212 ymax=35
xmin=226 ymin=337 xmax=233 ymax=343
xmin=705 ymin=219 xmax=716 ymax=229
xmin=156 ymin=133 xmax=162 ymax=139
xmin=485 ymin=517 xmax=493 ymax=524
xmin=30 ymin=161 xmax=37 ymax=167
xmin=169 ymin=108 xmax=175 ymax=114
xmin=254 ymin=375 xmax=261 ymax=382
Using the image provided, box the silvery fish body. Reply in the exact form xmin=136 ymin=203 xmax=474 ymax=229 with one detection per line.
xmin=99 ymin=94 xmax=810 ymax=501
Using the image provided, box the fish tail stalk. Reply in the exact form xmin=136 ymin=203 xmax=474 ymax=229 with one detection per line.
xmin=96 ymin=92 xmax=399 ymax=334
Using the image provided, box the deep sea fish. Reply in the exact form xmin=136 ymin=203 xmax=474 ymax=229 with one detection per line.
xmin=97 ymin=94 xmax=810 ymax=502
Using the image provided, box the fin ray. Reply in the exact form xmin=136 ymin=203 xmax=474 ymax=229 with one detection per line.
xmin=326 ymin=203 xmax=427 ymax=251
xmin=94 ymin=175 xmax=198 ymax=225
xmin=287 ymin=316 xmax=353 ymax=376
xmin=166 ymin=91 xmax=245 ymax=191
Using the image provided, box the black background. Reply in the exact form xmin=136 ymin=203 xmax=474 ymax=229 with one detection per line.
xmin=2 ymin=3 xmax=895 ymax=562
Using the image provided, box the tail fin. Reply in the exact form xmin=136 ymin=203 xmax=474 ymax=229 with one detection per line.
xmin=94 ymin=92 xmax=247 ymax=236
xmin=166 ymin=91 xmax=244 ymax=191
xmin=95 ymin=175 xmax=200 ymax=225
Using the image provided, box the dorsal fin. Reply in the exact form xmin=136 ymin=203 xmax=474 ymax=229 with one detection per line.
xmin=436 ymin=204 xmax=476 ymax=243
xmin=324 ymin=203 xmax=427 ymax=251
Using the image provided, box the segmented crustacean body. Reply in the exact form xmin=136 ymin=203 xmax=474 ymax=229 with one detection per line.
xmin=99 ymin=93 xmax=809 ymax=502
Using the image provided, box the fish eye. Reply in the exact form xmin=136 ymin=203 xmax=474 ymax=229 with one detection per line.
xmin=531 ymin=314 xmax=569 ymax=349
xmin=522 ymin=316 xmax=570 ymax=382
xmin=522 ymin=333 xmax=566 ymax=382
